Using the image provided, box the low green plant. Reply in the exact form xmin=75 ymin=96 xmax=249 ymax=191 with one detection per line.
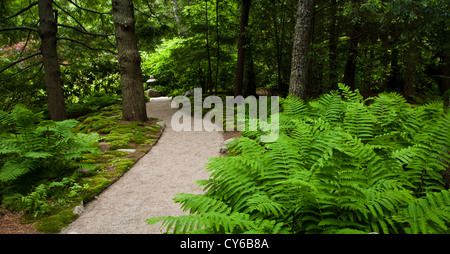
xmin=0 ymin=105 xmax=100 ymax=204
xmin=147 ymin=84 xmax=450 ymax=234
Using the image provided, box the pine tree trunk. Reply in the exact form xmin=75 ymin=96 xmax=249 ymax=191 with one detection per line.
xmin=234 ymin=0 xmax=251 ymax=96
xmin=289 ymin=0 xmax=315 ymax=99
xmin=205 ymin=0 xmax=213 ymax=95
xmin=244 ymin=41 xmax=256 ymax=97
xmin=112 ymin=0 xmax=148 ymax=122
xmin=328 ymin=0 xmax=338 ymax=90
xmin=38 ymin=0 xmax=66 ymax=121
xmin=343 ymin=23 xmax=360 ymax=91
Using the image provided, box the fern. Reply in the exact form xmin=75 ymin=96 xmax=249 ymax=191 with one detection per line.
xmin=0 ymin=105 xmax=100 ymax=184
xmin=396 ymin=190 xmax=450 ymax=234
xmin=147 ymin=85 xmax=450 ymax=234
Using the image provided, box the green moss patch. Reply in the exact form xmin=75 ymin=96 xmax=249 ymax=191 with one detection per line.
xmin=21 ymin=104 xmax=164 ymax=234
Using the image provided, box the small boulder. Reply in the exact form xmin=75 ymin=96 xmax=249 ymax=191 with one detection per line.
xmin=146 ymin=89 xmax=162 ymax=97
xmin=220 ymin=138 xmax=237 ymax=154
xmin=73 ymin=204 xmax=85 ymax=216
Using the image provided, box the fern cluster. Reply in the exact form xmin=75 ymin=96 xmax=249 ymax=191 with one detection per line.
xmin=0 ymin=105 xmax=100 ymax=204
xmin=147 ymin=84 xmax=450 ymax=234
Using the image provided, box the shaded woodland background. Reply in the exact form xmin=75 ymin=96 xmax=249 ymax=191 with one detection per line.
xmin=1 ymin=0 xmax=449 ymax=118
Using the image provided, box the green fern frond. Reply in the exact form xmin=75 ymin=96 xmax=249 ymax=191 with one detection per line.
xmin=174 ymin=193 xmax=232 ymax=214
xmin=0 ymin=160 xmax=35 ymax=182
xmin=398 ymin=190 xmax=450 ymax=234
xmin=245 ymin=193 xmax=285 ymax=218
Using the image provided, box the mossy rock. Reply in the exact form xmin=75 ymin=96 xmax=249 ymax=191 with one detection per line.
xmin=34 ymin=209 xmax=78 ymax=234
xmin=104 ymin=150 xmax=129 ymax=157
xmin=109 ymin=140 xmax=129 ymax=150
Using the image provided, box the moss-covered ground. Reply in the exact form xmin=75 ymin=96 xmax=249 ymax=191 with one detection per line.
xmin=25 ymin=105 xmax=163 ymax=233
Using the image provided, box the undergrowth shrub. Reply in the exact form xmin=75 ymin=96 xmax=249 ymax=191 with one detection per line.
xmin=0 ymin=105 xmax=100 ymax=210
xmin=147 ymin=84 xmax=450 ymax=234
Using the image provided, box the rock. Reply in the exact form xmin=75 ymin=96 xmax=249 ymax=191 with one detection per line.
xmin=220 ymin=138 xmax=237 ymax=154
xmin=220 ymin=145 xmax=228 ymax=154
xmin=116 ymin=149 xmax=137 ymax=153
xmin=146 ymin=89 xmax=162 ymax=97
xmin=156 ymin=121 xmax=166 ymax=130
xmin=73 ymin=205 xmax=85 ymax=216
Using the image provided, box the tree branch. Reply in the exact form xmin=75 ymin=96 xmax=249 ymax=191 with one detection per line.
xmin=57 ymin=23 xmax=114 ymax=37
xmin=67 ymin=0 xmax=111 ymax=15
xmin=0 ymin=52 xmax=42 ymax=75
xmin=1 ymin=1 xmax=38 ymax=22
xmin=57 ymin=37 xmax=117 ymax=55
xmin=52 ymin=1 xmax=88 ymax=31
xmin=0 ymin=26 xmax=38 ymax=33
xmin=0 ymin=61 xmax=43 ymax=82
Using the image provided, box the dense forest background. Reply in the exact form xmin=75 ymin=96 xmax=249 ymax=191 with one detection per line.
xmin=1 ymin=0 xmax=449 ymax=117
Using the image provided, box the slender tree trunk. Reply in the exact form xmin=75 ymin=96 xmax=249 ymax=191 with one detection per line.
xmin=215 ymin=0 xmax=220 ymax=94
xmin=234 ymin=0 xmax=251 ymax=96
xmin=343 ymin=23 xmax=360 ymax=90
xmin=289 ymin=0 xmax=315 ymax=99
xmin=403 ymin=36 xmax=418 ymax=96
xmin=328 ymin=0 xmax=338 ymax=90
xmin=112 ymin=0 xmax=148 ymax=122
xmin=387 ymin=47 xmax=400 ymax=91
xmin=244 ymin=38 xmax=256 ymax=97
xmin=171 ymin=0 xmax=182 ymax=35
xmin=38 ymin=0 xmax=66 ymax=121
xmin=440 ymin=54 xmax=450 ymax=96
xmin=205 ymin=0 xmax=213 ymax=95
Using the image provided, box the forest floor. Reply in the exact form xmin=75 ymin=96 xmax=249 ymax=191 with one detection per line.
xmin=55 ymin=97 xmax=238 ymax=234
xmin=0 ymin=97 xmax=240 ymax=234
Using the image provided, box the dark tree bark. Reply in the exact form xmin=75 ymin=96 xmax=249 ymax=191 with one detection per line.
xmin=234 ymin=0 xmax=251 ymax=96
xmin=38 ymin=0 xmax=67 ymax=121
xmin=343 ymin=23 xmax=360 ymax=91
xmin=112 ymin=0 xmax=148 ymax=122
xmin=328 ymin=0 xmax=338 ymax=90
xmin=205 ymin=0 xmax=213 ymax=95
xmin=289 ymin=0 xmax=315 ymax=99
xmin=440 ymin=54 xmax=450 ymax=96
xmin=244 ymin=39 xmax=256 ymax=97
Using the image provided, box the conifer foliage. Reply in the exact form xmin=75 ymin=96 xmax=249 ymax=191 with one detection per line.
xmin=147 ymin=84 xmax=450 ymax=234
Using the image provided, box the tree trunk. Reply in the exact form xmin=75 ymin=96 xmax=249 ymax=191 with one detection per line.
xmin=205 ymin=0 xmax=213 ymax=95
xmin=244 ymin=40 xmax=256 ymax=97
xmin=171 ymin=0 xmax=182 ymax=35
xmin=38 ymin=0 xmax=66 ymax=121
xmin=215 ymin=0 xmax=220 ymax=94
xmin=440 ymin=54 xmax=450 ymax=96
xmin=112 ymin=0 xmax=148 ymax=122
xmin=328 ymin=0 xmax=338 ymax=90
xmin=343 ymin=23 xmax=360 ymax=90
xmin=289 ymin=0 xmax=315 ymax=99
xmin=234 ymin=0 xmax=251 ymax=96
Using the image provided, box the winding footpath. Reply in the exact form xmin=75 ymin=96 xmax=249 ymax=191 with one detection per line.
xmin=60 ymin=98 xmax=223 ymax=234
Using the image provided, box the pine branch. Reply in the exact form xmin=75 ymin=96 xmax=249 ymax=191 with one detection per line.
xmin=57 ymin=24 xmax=114 ymax=38
xmin=0 ymin=26 xmax=38 ymax=33
xmin=57 ymin=37 xmax=117 ymax=55
xmin=0 ymin=51 xmax=42 ymax=75
xmin=52 ymin=1 xmax=88 ymax=31
xmin=0 ymin=61 xmax=43 ymax=82
xmin=0 ymin=1 xmax=38 ymax=22
xmin=67 ymin=0 xmax=111 ymax=15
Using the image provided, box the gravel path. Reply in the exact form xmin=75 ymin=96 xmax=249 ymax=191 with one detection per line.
xmin=60 ymin=97 xmax=223 ymax=234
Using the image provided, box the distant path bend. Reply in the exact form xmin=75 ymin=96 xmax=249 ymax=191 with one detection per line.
xmin=61 ymin=97 xmax=223 ymax=234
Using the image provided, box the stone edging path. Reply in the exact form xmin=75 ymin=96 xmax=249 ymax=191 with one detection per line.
xmin=60 ymin=97 xmax=223 ymax=234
